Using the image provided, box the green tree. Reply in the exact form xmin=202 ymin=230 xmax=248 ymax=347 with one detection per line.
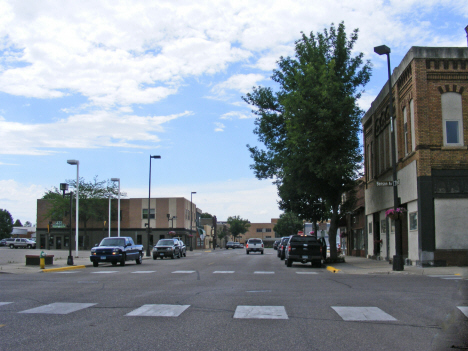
xmin=24 ymin=221 xmax=33 ymax=227
xmin=273 ymin=212 xmax=303 ymax=237
xmin=217 ymin=224 xmax=229 ymax=245
xmin=0 ymin=209 xmax=14 ymax=239
xmin=13 ymin=219 xmax=22 ymax=227
xmin=200 ymin=212 xmax=213 ymax=218
xmin=42 ymin=176 xmax=120 ymax=247
xmin=244 ymin=22 xmax=371 ymax=259
xmin=227 ymin=216 xmax=251 ymax=241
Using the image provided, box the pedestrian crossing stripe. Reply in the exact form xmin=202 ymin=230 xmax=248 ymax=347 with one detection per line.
xmin=19 ymin=303 xmax=97 ymax=315
xmin=126 ymin=304 xmax=190 ymax=317
xmin=0 ymin=302 xmax=12 ymax=307
xmin=234 ymin=306 xmax=288 ymax=319
xmin=91 ymin=271 xmax=119 ymax=274
xmin=458 ymin=306 xmax=468 ymax=318
xmin=254 ymin=271 xmax=275 ymax=274
xmin=296 ymin=272 xmax=318 ymax=274
xmin=131 ymin=271 xmax=156 ymax=274
xmin=331 ymin=307 xmax=397 ymax=321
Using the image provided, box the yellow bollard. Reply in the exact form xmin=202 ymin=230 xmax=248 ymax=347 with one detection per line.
xmin=40 ymin=251 xmax=46 ymax=269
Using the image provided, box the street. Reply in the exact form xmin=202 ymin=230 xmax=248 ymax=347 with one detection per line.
xmin=0 ymin=248 xmax=467 ymax=350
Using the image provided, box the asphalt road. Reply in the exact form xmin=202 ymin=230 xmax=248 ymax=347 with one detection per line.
xmin=0 ymin=248 xmax=467 ymax=351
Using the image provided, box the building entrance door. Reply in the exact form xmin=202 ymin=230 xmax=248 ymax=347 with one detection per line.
xmin=56 ymin=236 xmax=62 ymax=249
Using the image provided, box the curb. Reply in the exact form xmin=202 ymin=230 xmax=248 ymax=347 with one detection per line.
xmin=326 ymin=266 xmax=342 ymax=273
xmin=41 ymin=265 xmax=86 ymax=273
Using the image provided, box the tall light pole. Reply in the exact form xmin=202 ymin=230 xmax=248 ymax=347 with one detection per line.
xmin=147 ymin=155 xmax=161 ymax=256
xmin=111 ymin=178 xmax=120 ymax=237
xmin=190 ymin=191 xmax=196 ymax=251
xmin=374 ymin=45 xmax=403 ymax=271
xmin=67 ymin=159 xmax=79 ymax=257
xmin=105 ymin=193 xmax=112 ymax=237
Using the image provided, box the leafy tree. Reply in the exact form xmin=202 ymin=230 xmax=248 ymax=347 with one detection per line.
xmin=227 ymin=216 xmax=251 ymax=241
xmin=13 ymin=219 xmax=23 ymax=227
xmin=42 ymin=176 xmax=120 ymax=247
xmin=0 ymin=209 xmax=14 ymax=239
xmin=273 ymin=212 xmax=303 ymax=237
xmin=200 ymin=212 xmax=213 ymax=218
xmin=24 ymin=221 xmax=32 ymax=227
xmin=244 ymin=22 xmax=370 ymax=259
xmin=217 ymin=224 xmax=229 ymax=245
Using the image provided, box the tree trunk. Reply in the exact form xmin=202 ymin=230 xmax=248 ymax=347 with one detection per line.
xmin=328 ymin=203 xmax=340 ymax=259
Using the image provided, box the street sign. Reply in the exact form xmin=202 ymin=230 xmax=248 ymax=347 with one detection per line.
xmin=376 ymin=180 xmax=400 ymax=187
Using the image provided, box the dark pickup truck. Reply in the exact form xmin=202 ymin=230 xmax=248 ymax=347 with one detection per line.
xmin=284 ymin=235 xmax=324 ymax=268
xmin=90 ymin=237 xmax=143 ymax=267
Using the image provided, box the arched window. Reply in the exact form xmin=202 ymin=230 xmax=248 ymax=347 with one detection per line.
xmin=442 ymin=92 xmax=464 ymax=146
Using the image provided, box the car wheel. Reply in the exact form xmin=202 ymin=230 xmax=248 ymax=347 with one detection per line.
xmin=286 ymin=259 xmax=292 ymax=267
xmin=111 ymin=261 xmax=117 ymax=266
xmin=171 ymin=253 xmax=175 ymax=259
xmin=27 ymin=245 xmax=31 ymax=249
xmin=120 ymin=255 xmax=126 ymax=266
xmin=136 ymin=253 xmax=142 ymax=264
xmin=153 ymin=255 xmax=157 ymax=260
xmin=184 ymin=251 xmax=186 ymax=257
xmin=261 ymin=251 xmax=264 ymax=255
xmin=177 ymin=251 xmax=181 ymax=259
xmin=9 ymin=244 xmax=14 ymax=249
xmin=93 ymin=261 xmax=98 ymax=267
xmin=246 ymin=250 xmax=249 ymax=255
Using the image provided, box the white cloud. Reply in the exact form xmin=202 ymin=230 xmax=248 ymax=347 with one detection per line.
xmin=212 ymin=74 xmax=265 ymax=95
xmin=221 ymin=111 xmax=252 ymax=120
xmin=0 ymin=179 xmax=44 ymax=224
xmin=214 ymin=122 xmax=225 ymax=132
xmin=0 ymin=110 xmax=193 ymax=155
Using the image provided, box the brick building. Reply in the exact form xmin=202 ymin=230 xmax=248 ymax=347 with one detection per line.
xmin=363 ymin=46 xmax=468 ymax=266
xmin=36 ymin=197 xmax=199 ymax=251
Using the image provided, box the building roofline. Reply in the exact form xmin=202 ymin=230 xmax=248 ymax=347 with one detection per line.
xmin=362 ymin=46 xmax=468 ymax=125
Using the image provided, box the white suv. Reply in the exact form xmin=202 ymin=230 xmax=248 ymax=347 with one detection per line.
xmin=245 ymin=238 xmax=264 ymax=255
xmin=9 ymin=238 xmax=36 ymax=249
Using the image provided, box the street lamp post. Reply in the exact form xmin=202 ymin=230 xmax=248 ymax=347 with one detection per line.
xmin=147 ymin=155 xmax=161 ymax=256
xmin=111 ymin=178 xmax=120 ymax=237
xmin=60 ymin=183 xmax=74 ymax=266
xmin=374 ymin=45 xmax=404 ymax=271
xmin=67 ymin=159 xmax=79 ymax=257
xmin=190 ymin=192 xmax=196 ymax=251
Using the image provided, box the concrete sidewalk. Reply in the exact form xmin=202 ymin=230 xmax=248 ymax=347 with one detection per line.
xmin=326 ymin=255 xmax=468 ymax=277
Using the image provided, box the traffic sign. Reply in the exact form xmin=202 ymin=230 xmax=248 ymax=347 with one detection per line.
xmin=376 ymin=180 xmax=400 ymax=187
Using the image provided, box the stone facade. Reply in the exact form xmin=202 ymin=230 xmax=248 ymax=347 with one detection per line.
xmin=362 ymin=46 xmax=468 ymax=266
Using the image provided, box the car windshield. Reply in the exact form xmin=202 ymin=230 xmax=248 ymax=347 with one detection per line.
xmin=100 ymin=238 xmax=125 ymax=246
xmin=290 ymin=236 xmax=318 ymax=243
xmin=281 ymin=238 xmax=290 ymax=244
xmin=157 ymin=239 xmax=175 ymax=246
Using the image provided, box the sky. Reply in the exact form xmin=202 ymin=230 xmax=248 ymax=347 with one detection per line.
xmin=0 ymin=0 xmax=467 ymax=225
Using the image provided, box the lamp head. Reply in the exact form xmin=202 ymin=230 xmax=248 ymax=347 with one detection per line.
xmin=60 ymin=183 xmax=69 ymax=191
xmin=111 ymin=178 xmax=120 ymax=182
xmin=374 ymin=45 xmax=391 ymax=56
xmin=191 ymin=191 xmax=197 ymax=195
xmin=67 ymin=159 xmax=79 ymax=165
xmin=150 ymin=155 xmax=161 ymax=159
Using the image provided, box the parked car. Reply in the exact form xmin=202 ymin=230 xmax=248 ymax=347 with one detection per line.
xmin=273 ymin=240 xmax=280 ymax=250
xmin=284 ymin=235 xmax=323 ymax=267
xmin=233 ymin=242 xmax=243 ymax=249
xmin=245 ymin=238 xmax=264 ymax=254
xmin=152 ymin=238 xmax=181 ymax=259
xmin=226 ymin=241 xmax=235 ymax=249
xmin=277 ymin=236 xmax=290 ymax=260
xmin=0 ymin=239 xmax=7 ymax=246
xmin=9 ymin=238 xmax=36 ymax=249
xmin=90 ymin=237 xmax=143 ymax=267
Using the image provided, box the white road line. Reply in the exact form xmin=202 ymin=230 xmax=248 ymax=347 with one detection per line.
xmin=91 ymin=271 xmax=119 ymax=274
xmin=0 ymin=302 xmax=13 ymax=307
xmin=442 ymin=277 xmax=462 ymax=280
xmin=213 ymin=271 xmax=235 ymax=274
xmin=296 ymin=272 xmax=318 ymax=274
xmin=457 ymin=306 xmax=468 ymax=318
xmin=254 ymin=271 xmax=275 ymax=274
xmin=234 ymin=306 xmax=288 ymax=319
xmin=332 ymin=307 xmax=397 ymax=321
xmin=172 ymin=270 xmax=196 ymax=274
xmin=19 ymin=303 xmax=97 ymax=315
xmin=126 ymin=304 xmax=190 ymax=317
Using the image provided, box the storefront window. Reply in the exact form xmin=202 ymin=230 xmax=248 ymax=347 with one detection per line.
xmin=409 ymin=212 xmax=418 ymax=231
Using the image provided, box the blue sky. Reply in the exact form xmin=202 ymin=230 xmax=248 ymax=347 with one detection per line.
xmin=0 ymin=0 xmax=466 ymax=225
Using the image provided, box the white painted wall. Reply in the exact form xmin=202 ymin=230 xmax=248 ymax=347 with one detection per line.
xmin=435 ymin=199 xmax=468 ymax=249
xmin=407 ymin=200 xmax=419 ymax=262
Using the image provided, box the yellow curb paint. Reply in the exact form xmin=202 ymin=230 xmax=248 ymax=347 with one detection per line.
xmin=0 ymin=325 xmax=5 ymax=328
xmin=42 ymin=265 xmax=86 ymax=273
xmin=455 ymin=273 xmax=461 ymax=276
xmin=326 ymin=266 xmax=341 ymax=273
xmin=204 ymin=250 xmax=212 ymax=253
xmin=208 ymin=262 xmax=214 ymax=265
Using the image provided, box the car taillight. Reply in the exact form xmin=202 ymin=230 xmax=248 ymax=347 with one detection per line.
xmin=261 ymin=244 xmax=264 ymax=248
xmin=246 ymin=244 xmax=249 ymax=248
xmin=288 ymin=245 xmax=291 ymax=252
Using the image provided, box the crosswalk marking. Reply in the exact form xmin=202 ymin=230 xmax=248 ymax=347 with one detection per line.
xmin=213 ymin=271 xmax=235 ymax=274
xmin=458 ymin=306 xmax=468 ymax=318
xmin=296 ymin=272 xmax=318 ymax=274
xmin=0 ymin=302 xmax=12 ymax=307
xmin=332 ymin=307 xmax=397 ymax=321
xmin=19 ymin=303 xmax=96 ymax=315
xmin=126 ymin=304 xmax=190 ymax=317
xmin=428 ymin=275 xmax=463 ymax=280
xmin=91 ymin=271 xmax=119 ymax=274
xmin=234 ymin=306 xmax=288 ymax=319
xmin=254 ymin=271 xmax=275 ymax=274
xmin=172 ymin=270 xmax=196 ymax=274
